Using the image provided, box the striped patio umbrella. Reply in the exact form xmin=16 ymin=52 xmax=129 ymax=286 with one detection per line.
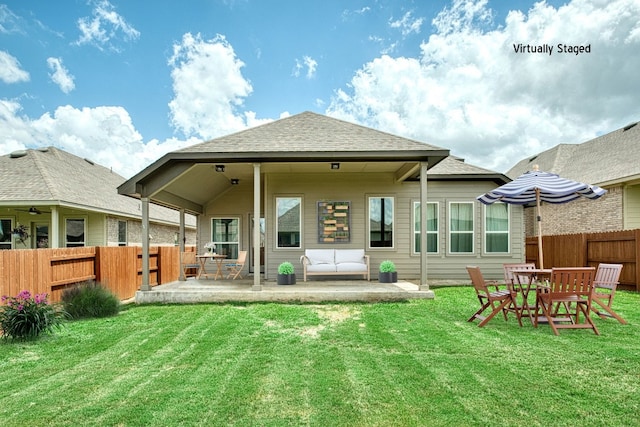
xmin=477 ymin=166 xmax=607 ymax=268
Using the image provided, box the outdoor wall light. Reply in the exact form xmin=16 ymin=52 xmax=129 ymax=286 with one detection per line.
xmin=331 ymin=162 xmax=340 ymax=170
xmin=230 ymin=178 xmax=239 ymax=185
xmin=215 ymin=165 xmax=225 ymax=172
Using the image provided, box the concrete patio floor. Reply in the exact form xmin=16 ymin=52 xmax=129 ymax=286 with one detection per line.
xmin=134 ymin=276 xmax=436 ymax=304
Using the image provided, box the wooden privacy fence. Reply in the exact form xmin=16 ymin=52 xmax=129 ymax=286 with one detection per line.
xmin=0 ymin=246 xmax=189 ymax=302
xmin=526 ymin=229 xmax=640 ymax=291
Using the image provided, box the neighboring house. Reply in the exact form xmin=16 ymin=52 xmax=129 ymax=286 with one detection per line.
xmin=508 ymin=120 xmax=640 ymax=237
xmin=119 ymin=111 xmax=520 ymax=288
xmin=0 ymin=147 xmax=196 ymax=250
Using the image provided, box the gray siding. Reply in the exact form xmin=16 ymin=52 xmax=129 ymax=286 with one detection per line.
xmin=200 ymin=171 xmax=524 ymax=282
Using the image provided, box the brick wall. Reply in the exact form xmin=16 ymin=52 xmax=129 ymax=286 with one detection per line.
xmin=107 ymin=217 xmax=196 ymax=246
xmin=524 ymin=185 xmax=623 ymax=236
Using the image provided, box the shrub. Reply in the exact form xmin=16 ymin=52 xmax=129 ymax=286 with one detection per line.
xmin=0 ymin=290 xmax=66 ymax=340
xmin=278 ymin=262 xmax=295 ymax=275
xmin=379 ymin=260 xmax=396 ymax=273
xmin=61 ymin=281 xmax=121 ymax=319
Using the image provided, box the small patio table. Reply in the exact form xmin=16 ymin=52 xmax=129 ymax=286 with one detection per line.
xmin=511 ymin=268 xmax=552 ymax=323
xmin=196 ymin=253 xmax=227 ymax=280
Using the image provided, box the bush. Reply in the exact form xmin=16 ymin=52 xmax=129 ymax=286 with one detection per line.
xmin=61 ymin=281 xmax=121 ymax=319
xmin=278 ymin=262 xmax=295 ymax=275
xmin=0 ymin=290 xmax=66 ymax=340
xmin=379 ymin=260 xmax=396 ymax=273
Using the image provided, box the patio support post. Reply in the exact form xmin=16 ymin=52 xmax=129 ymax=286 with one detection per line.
xmin=141 ymin=197 xmax=151 ymax=291
xmin=179 ymin=208 xmax=186 ymax=281
xmin=50 ymin=206 xmax=59 ymax=248
xmin=419 ymin=161 xmax=432 ymax=294
xmin=253 ymin=163 xmax=262 ymax=291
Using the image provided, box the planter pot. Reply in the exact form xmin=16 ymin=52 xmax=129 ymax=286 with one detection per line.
xmin=277 ymin=273 xmax=296 ymax=285
xmin=378 ymin=271 xmax=397 ymax=283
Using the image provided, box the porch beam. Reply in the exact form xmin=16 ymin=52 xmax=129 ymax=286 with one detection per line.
xmin=153 ymin=190 xmax=204 ymax=215
xmin=253 ymin=163 xmax=262 ymax=291
xmin=141 ymin=197 xmax=151 ymax=291
xmin=419 ymin=161 xmax=432 ymax=293
xmin=394 ymin=163 xmax=420 ymax=183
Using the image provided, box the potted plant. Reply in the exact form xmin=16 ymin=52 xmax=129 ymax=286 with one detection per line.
xmin=277 ymin=261 xmax=296 ymax=285
xmin=378 ymin=260 xmax=397 ymax=283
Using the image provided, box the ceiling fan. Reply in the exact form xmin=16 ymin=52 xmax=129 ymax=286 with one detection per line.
xmin=15 ymin=207 xmax=51 ymax=215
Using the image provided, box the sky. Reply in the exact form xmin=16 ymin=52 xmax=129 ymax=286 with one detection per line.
xmin=1 ymin=0 xmax=639 ymax=178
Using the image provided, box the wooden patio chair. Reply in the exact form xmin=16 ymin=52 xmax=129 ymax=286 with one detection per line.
xmin=225 ymin=250 xmax=247 ymax=280
xmin=181 ymin=251 xmax=201 ymax=279
xmin=591 ymin=263 xmax=626 ymax=324
xmin=534 ymin=267 xmax=599 ymax=335
xmin=503 ymin=263 xmax=537 ymax=323
xmin=466 ymin=266 xmax=518 ymax=327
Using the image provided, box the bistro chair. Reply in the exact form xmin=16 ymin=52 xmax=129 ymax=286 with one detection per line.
xmin=225 ymin=251 xmax=247 ymax=280
xmin=591 ymin=263 xmax=626 ymax=324
xmin=466 ymin=266 xmax=519 ymax=327
xmin=181 ymin=251 xmax=201 ymax=279
xmin=534 ymin=267 xmax=599 ymax=335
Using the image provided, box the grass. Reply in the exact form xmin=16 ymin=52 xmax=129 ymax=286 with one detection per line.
xmin=1 ymin=286 xmax=639 ymax=426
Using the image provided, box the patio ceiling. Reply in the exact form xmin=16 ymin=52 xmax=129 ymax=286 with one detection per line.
xmin=147 ymin=160 xmax=432 ymax=215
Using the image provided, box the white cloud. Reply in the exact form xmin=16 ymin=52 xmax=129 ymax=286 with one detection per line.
xmin=47 ymin=57 xmax=75 ymax=94
xmin=168 ymin=32 xmax=267 ymax=139
xmin=0 ymin=101 xmax=195 ymax=178
xmin=75 ymin=0 xmax=140 ymax=51
xmin=389 ymin=11 xmax=424 ymax=36
xmin=293 ymin=56 xmax=318 ymax=79
xmin=327 ymin=0 xmax=640 ymax=173
xmin=0 ymin=50 xmax=29 ymax=83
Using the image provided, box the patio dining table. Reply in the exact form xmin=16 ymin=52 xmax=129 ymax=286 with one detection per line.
xmin=196 ymin=253 xmax=227 ymax=280
xmin=511 ymin=268 xmax=552 ymax=323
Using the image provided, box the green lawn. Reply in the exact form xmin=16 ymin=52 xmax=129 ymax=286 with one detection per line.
xmin=1 ymin=286 xmax=639 ymax=427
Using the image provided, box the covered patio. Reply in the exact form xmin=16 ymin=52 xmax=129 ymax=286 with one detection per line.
xmin=135 ymin=278 xmax=433 ymax=304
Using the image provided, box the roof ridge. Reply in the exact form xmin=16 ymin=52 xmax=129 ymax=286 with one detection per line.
xmin=29 ymin=147 xmax=59 ymax=199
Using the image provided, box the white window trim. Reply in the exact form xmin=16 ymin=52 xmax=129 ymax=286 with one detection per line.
xmin=448 ymin=201 xmax=474 ymax=254
xmin=367 ymin=195 xmax=395 ymax=250
xmin=412 ymin=201 xmax=439 ymax=255
xmin=64 ymin=216 xmax=87 ymax=247
xmin=275 ymin=196 xmax=302 ymax=250
xmin=117 ymin=220 xmax=128 ymax=247
xmin=483 ymin=203 xmax=511 ymax=254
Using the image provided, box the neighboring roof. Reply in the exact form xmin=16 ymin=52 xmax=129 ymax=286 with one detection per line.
xmin=0 ymin=147 xmax=195 ymax=226
xmin=507 ymin=121 xmax=640 ymax=186
xmin=178 ymin=111 xmax=449 ymax=156
xmin=427 ymin=156 xmax=510 ymax=184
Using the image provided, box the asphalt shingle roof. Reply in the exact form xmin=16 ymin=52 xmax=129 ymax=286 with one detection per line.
xmin=0 ymin=147 xmax=191 ymax=225
xmin=178 ymin=111 xmax=448 ymax=154
xmin=507 ymin=121 xmax=640 ymax=185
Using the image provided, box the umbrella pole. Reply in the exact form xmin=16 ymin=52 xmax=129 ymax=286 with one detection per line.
xmin=536 ymin=188 xmax=544 ymax=269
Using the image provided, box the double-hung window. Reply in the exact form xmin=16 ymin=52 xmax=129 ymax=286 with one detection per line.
xmin=449 ymin=202 xmax=474 ymax=253
xmin=0 ymin=219 xmax=12 ymax=250
xmin=413 ymin=202 xmax=438 ymax=253
xmin=66 ymin=218 xmax=86 ymax=247
xmin=484 ymin=203 xmax=509 ymax=253
xmin=211 ymin=218 xmax=240 ymax=258
xmin=369 ymin=196 xmax=394 ymax=248
xmin=118 ymin=220 xmax=127 ymax=246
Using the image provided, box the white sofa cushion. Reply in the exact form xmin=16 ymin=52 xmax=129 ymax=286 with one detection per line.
xmin=335 ymin=249 xmax=365 ymax=264
xmin=336 ymin=262 xmax=368 ymax=272
xmin=306 ymin=264 xmax=337 ymax=273
xmin=305 ymin=249 xmax=335 ymax=265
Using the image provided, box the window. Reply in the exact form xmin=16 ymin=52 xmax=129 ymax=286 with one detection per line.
xmin=118 ymin=220 xmax=127 ymax=246
xmin=65 ymin=218 xmax=86 ymax=247
xmin=369 ymin=197 xmax=394 ymax=248
xmin=449 ymin=202 xmax=474 ymax=253
xmin=413 ymin=202 xmax=438 ymax=253
xmin=276 ymin=197 xmax=301 ymax=248
xmin=485 ymin=203 xmax=509 ymax=253
xmin=35 ymin=224 xmax=49 ymax=248
xmin=0 ymin=219 xmax=12 ymax=250
xmin=211 ymin=218 xmax=240 ymax=258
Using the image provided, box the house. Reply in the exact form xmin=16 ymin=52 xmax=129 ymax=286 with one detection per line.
xmin=118 ymin=111 xmax=520 ymax=289
xmin=0 ymin=146 xmax=196 ymax=250
xmin=507 ymin=120 xmax=640 ymax=237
